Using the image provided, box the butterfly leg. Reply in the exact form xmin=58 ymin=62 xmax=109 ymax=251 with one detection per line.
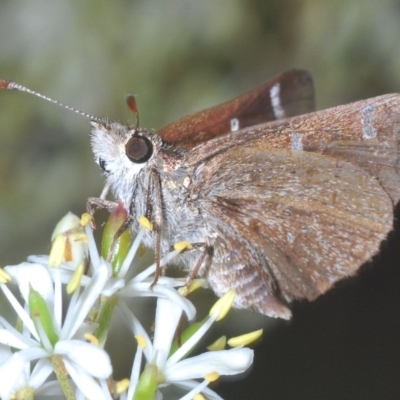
xmin=86 ymin=197 xmax=119 ymax=215
xmin=182 ymin=243 xmax=210 ymax=294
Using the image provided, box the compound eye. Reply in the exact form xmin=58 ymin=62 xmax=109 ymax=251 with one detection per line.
xmin=98 ymin=158 xmax=110 ymax=173
xmin=125 ymin=135 xmax=153 ymax=164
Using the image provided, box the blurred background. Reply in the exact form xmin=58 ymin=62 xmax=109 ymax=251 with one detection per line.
xmin=1 ymin=0 xmax=400 ymax=399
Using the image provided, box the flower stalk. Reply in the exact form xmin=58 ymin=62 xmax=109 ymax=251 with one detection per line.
xmin=51 ymin=354 xmax=75 ymax=400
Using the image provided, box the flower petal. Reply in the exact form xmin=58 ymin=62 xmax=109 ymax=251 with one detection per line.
xmin=0 ymin=286 xmax=38 ymax=341
xmin=61 ymin=263 xmax=109 ymax=340
xmin=164 ymin=348 xmax=254 ymax=382
xmin=0 ymin=351 xmax=25 ymax=399
xmin=166 ymin=313 xmax=217 ymax=368
xmin=152 ymin=285 xmax=196 ymax=321
xmin=171 ymin=380 xmax=224 ymax=400
xmin=5 ymin=263 xmax=54 ymax=309
xmin=28 ymin=358 xmax=54 ymax=389
xmin=153 ymin=298 xmax=182 ymax=367
xmin=119 ymin=282 xmax=196 ymax=320
xmin=127 ymin=342 xmax=143 ymax=400
xmin=62 ymin=358 xmax=111 ymax=400
xmin=0 ymin=343 xmax=12 ymax=362
xmin=85 ymin=223 xmax=101 ymax=269
xmin=0 ymin=328 xmax=31 ymax=349
xmin=55 ymin=340 xmax=112 ymax=378
xmin=101 ymin=277 xmax=125 ymax=296
xmin=177 ymin=379 xmax=210 ymax=400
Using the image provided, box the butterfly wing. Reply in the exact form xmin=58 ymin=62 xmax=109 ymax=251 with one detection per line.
xmin=193 ymin=146 xmax=393 ymax=317
xmin=156 ymin=69 xmax=315 ymax=149
xmin=188 ymin=94 xmax=400 ymax=205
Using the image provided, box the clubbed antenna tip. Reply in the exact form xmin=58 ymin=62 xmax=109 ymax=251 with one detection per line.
xmin=0 ymin=79 xmax=11 ymax=90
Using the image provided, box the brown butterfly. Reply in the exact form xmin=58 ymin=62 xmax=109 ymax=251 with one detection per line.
xmin=2 ymin=70 xmax=399 ymax=319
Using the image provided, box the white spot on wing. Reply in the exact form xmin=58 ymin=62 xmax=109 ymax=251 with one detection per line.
xmin=270 ymin=83 xmax=285 ymax=119
xmin=230 ymin=118 xmax=239 ymax=131
xmin=287 ymin=232 xmax=294 ymax=243
xmin=361 ymin=104 xmax=377 ymax=139
xmin=290 ymin=133 xmax=303 ymax=150
xmin=182 ymin=176 xmax=191 ymax=188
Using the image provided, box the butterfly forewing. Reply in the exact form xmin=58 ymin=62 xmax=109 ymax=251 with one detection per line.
xmin=156 ymin=69 xmax=315 ymax=149
xmin=188 ymin=94 xmax=400 ymax=204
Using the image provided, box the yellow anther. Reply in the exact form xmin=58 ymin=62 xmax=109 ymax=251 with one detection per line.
xmin=188 ymin=279 xmax=206 ymax=293
xmin=48 ymin=234 xmax=66 ymax=268
xmin=227 ymin=329 xmax=263 ymax=348
xmin=205 ymin=371 xmax=220 ymax=382
xmin=80 ymin=213 xmax=93 ymax=227
xmin=116 ymin=378 xmax=130 ymax=394
xmin=135 ymin=334 xmax=147 ymax=349
xmin=84 ymin=333 xmax=99 ymax=346
xmin=66 ymin=262 xmax=84 ymax=294
xmin=74 ymin=233 xmax=88 ymax=243
xmin=0 ymin=268 xmax=11 ymax=284
xmin=173 ymin=241 xmax=193 ymax=252
xmin=194 ymin=394 xmax=206 ymax=400
xmin=138 ymin=216 xmax=153 ymax=231
xmin=178 ymin=279 xmax=207 ymax=296
xmin=209 ymin=290 xmax=235 ymax=321
xmin=178 ymin=286 xmax=188 ymax=297
xmin=207 ymin=335 xmax=227 ymax=351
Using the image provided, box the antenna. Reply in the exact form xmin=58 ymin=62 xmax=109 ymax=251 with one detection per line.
xmin=0 ymin=79 xmax=102 ymax=122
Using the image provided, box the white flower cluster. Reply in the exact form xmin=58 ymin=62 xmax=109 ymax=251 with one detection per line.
xmin=0 ymin=211 xmax=258 ymax=400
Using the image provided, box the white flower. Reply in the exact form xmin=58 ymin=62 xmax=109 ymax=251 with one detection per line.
xmin=0 ymin=212 xmax=198 ymax=399
xmin=119 ymin=294 xmax=254 ymax=400
xmin=0 ymin=209 xmax=259 ymax=400
xmin=0 ymin=344 xmax=64 ymax=399
xmin=29 ymin=214 xmax=193 ymax=311
xmin=90 ymin=214 xmax=198 ymax=319
xmin=0 ymin=261 xmax=112 ymax=400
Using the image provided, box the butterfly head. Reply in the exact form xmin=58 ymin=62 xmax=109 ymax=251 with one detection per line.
xmin=90 ymin=120 xmax=159 ymax=183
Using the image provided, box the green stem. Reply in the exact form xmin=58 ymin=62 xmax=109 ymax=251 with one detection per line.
xmin=51 ymin=355 xmax=75 ymax=400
